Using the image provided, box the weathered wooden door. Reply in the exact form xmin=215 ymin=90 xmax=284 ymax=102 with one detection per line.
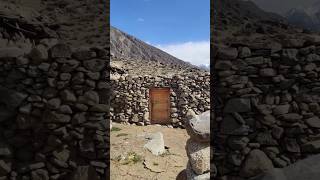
xmin=149 ymin=88 xmax=170 ymax=124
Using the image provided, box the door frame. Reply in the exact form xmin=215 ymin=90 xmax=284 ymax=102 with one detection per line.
xmin=149 ymin=87 xmax=171 ymax=124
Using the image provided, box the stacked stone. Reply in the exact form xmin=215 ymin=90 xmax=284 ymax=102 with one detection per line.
xmin=184 ymin=110 xmax=212 ymax=180
xmin=110 ymin=71 xmax=210 ymax=128
xmin=0 ymin=41 xmax=109 ymax=179
xmin=213 ymin=37 xmax=320 ymax=179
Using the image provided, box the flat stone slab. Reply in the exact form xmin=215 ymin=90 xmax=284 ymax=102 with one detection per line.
xmin=143 ymin=132 xmax=165 ymax=156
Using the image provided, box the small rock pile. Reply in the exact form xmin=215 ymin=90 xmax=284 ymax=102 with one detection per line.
xmin=184 ymin=110 xmax=212 ymax=180
xmin=0 ymin=41 xmax=109 ymax=179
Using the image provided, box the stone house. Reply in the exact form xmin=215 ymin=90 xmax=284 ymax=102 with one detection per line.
xmin=110 ymin=63 xmax=210 ymax=128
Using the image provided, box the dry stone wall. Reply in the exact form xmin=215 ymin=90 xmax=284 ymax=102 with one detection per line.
xmin=213 ymin=39 xmax=320 ymax=179
xmin=0 ymin=42 xmax=109 ymax=180
xmin=110 ymin=72 xmax=210 ymax=128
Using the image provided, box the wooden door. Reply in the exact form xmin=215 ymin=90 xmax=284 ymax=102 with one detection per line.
xmin=149 ymin=88 xmax=170 ymax=124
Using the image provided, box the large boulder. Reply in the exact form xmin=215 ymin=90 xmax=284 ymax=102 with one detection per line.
xmin=252 ymin=154 xmax=320 ymax=180
xmin=186 ymin=139 xmax=210 ymax=175
xmin=240 ymin=149 xmax=274 ymax=178
xmin=185 ymin=111 xmax=210 ymax=142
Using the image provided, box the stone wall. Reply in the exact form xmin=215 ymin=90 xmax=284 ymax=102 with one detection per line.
xmin=213 ymin=39 xmax=320 ymax=179
xmin=110 ymin=72 xmax=210 ymax=127
xmin=0 ymin=42 xmax=109 ymax=179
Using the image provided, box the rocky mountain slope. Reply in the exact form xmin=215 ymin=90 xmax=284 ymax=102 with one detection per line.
xmin=110 ymin=26 xmax=202 ymax=74
xmin=1 ymin=0 xmax=108 ymax=47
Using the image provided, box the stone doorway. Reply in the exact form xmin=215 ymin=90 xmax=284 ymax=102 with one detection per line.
xmin=149 ymin=87 xmax=170 ymax=124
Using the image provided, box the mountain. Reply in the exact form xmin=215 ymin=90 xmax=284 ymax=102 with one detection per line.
xmin=110 ymin=26 xmax=199 ymax=70
xmin=213 ymin=0 xmax=285 ymax=31
xmin=285 ymin=2 xmax=320 ymax=31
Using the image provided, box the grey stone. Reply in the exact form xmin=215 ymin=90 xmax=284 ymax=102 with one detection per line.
xmin=49 ymin=44 xmax=72 ymax=58
xmin=0 ymin=160 xmax=11 ymax=176
xmin=260 ymin=68 xmax=277 ymax=77
xmin=186 ymin=139 xmax=210 ymax=175
xmin=79 ymin=91 xmax=99 ymax=106
xmin=305 ymin=116 xmax=320 ymax=128
xmin=185 ymin=111 xmax=210 ymax=142
xmin=0 ymin=47 xmax=25 ymax=58
xmin=273 ymin=105 xmax=290 ymax=115
xmin=301 ymin=140 xmax=320 ymax=153
xmin=240 ymin=149 xmax=274 ymax=178
xmin=144 ymin=132 xmax=165 ymax=156
xmin=69 ymin=166 xmax=99 ymax=180
xmin=228 ymin=136 xmax=250 ymax=150
xmin=186 ymin=162 xmax=210 ymax=180
xmin=224 ymin=98 xmax=251 ymax=113
xmin=280 ymin=113 xmax=302 ymax=122
xmin=83 ymin=59 xmax=105 ymax=72
xmin=29 ymin=44 xmax=48 ymax=64
xmin=60 ymin=90 xmax=77 ymax=102
xmin=218 ymin=47 xmax=238 ymax=59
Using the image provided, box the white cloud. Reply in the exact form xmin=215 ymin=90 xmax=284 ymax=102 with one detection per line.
xmin=137 ymin=18 xmax=145 ymax=22
xmin=155 ymin=41 xmax=210 ymax=66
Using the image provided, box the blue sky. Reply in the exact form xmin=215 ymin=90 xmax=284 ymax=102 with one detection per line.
xmin=110 ymin=0 xmax=210 ymax=66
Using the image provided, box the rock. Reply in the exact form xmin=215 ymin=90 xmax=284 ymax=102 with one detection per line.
xmin=240 ymin=149 xmax=274 ymax=178
xmin=252 ymin=154 xmax=320 ymax=180
xmin=228 ymin=136 xmax=250 ymax=150
xmin=29 ymin=44 xmax=48 ymax=64
xmin=83 ymin=59 xmax=105 ymax=72
xmin=271 ymin=126 xmax=284 ymax=139
xmin=47 ymin=98 xmax=61 ymax=109
xmin=239 ymin=47 xmax=251 ymax=58
xmin=72 ymin=48 xmax=96 ymax=60
xmin=283 ymin=138 xmax=300 ymax=153
xmin=305 ymin=116 xmax=320 ymax=128
xmin=256 ymin=132 xmax=278 ymax=146
xmin=59 ymin=105 xmax=73 ymax=114
xmin=245 ymin=57 xmax=265 ymax=67
xmin=79 ymin=91 xmax=99 ymax=106
xmin=31 ymin=169 xmax=49 ymax=180
xmin=185 ymin=111 xmax=210 ymax=142
xmin=143 ymin=132 xmax=165 ymax=156
xmin=280 ymin=113 xmax=302 ymax=122
xmin=49 ymin=44 xmax=72 ymax=58
xmin=0 ymin=86 xmax=27 ymax=122
xmin=186 ymin=139 xmax=210 ymax=175
xmin=89 ymin=104 xmax=109 ymax=113
xmin=224 ymin=98 xmax=251 ymax=113
xmin=44 ymin=111 xmax=71 ymax=123
xmin=260 ymin=68 xmax=277 ymax=77
xmin=0 ymin=47 xmax=25 ymax=59
xmin=53 ymin=148 xmax=70 ymax=162
xmin=215 ymin=61 xmax=233 ymax=70
xmin=301 ymin=140 xmax=320 ymax=153
xmin=72 ymin=113 xmax=87 ymax=124
xmin=60 ymin=90 xmax=77 ymax=102
xmin=221 ymin=115 xmax=248 ymax=135
xmin=186 ymin=162 xmax=210 ymax=180
xmin=0 ymin=160 xmax=11 ymax=176
xmin=218 ymin=47 xmax=238 ymax=59
xmin=273 ymin=105 xmax=290 ymax=115
xmin=69 ymin=166 xmax=99 ymax=180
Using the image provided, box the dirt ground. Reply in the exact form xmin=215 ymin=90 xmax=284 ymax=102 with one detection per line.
xmin=110 ymin=123 xmax=189 ymax=180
